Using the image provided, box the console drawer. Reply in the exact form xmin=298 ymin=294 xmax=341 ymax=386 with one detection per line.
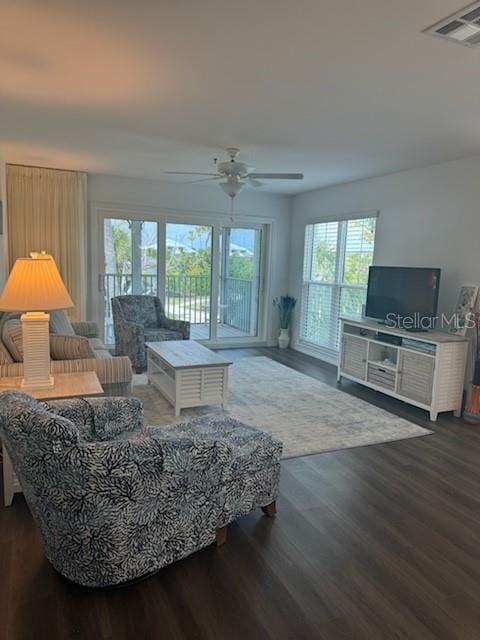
xmin=367 ymin=363 xmax=396 ymax=391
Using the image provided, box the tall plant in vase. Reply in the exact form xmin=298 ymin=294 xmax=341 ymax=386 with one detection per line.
xmin=464 ymin=311 xmax=480 ymax=424
xmin=275 ymin=295 xmax=297 ymax=349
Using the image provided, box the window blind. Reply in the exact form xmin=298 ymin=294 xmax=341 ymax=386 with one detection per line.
xmin=300 ymin=216 xmax=377 ymax=355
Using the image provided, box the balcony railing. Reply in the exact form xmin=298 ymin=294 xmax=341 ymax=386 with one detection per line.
xmin=221 ymin=277 xmax=253 ymax=333
xmin=165 ymin=274 xmax=210 ymax=325
xmin=102 ymin=273 xmax=254 ymax=343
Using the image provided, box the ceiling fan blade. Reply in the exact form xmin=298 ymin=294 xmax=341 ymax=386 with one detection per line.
xmin=248 ymin=173 xmax=304 ymax=180
xmin=247 ymin=178 xmax=264 ymax=188
xmin=164 ymin=171 xmax=221 ymax=176
xmin=185 ymin=177 xmax=221 ymax=184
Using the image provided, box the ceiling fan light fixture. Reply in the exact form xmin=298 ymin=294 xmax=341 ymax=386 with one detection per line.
xmin=220 ymin=177 xmax=245 ymax=198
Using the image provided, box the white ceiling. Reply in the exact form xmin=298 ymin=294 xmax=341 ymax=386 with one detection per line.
xmin=1 ymin=0 xmax=480 ymax=194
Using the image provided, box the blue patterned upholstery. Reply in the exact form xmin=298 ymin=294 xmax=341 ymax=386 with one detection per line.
xmin=0 ymin=391 xmax=281 ymax=587
xmin=144 ymin=328 xmax=182 ymax=342
xmin=112 ymin=295 xmax=190 ymax=371
xmin=150 ymin=415 xmax=282 ymax=527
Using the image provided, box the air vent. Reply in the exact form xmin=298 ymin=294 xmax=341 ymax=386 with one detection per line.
xmin=424 ymin=1 xmax=480 ymax=47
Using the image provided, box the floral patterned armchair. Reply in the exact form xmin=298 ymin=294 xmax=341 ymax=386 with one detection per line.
xmin=112 ymin=295 xmax=190 ymax=372
xmin=0 ymin=391 xmax=281 ymax=587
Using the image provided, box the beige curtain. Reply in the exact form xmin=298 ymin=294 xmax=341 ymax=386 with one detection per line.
xmin=6 ymin=164 xmax=87 ymax=320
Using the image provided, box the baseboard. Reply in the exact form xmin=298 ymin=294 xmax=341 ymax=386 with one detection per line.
xmin=290 ymin=341 xmax=340 ymax=366
xmin=208 ymin=341 xmax=270 ymax=350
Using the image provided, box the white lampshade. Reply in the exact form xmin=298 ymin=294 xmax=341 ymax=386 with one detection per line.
xmin=0 ymin=252 xmax=73 ymax=312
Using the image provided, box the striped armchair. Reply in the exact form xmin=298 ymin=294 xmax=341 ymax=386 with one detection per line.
xmin=0 ymin=313 xmax=132 ymax=397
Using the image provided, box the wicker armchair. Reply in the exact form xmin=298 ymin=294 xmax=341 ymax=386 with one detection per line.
xmin=112 ymin=295 xmax=190 ymax=372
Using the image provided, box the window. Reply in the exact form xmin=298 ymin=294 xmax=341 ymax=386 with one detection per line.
xmin=300 ymin=215 xmax=377 ymax=355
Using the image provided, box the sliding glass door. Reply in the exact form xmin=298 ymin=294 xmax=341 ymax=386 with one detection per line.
xmin=97 ymin=213 xmax=266 ymax=345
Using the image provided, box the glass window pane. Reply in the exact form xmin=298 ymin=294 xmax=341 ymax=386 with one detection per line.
xmin=104 ymin=218 xmax=131 ymax=289
xmin=343 ymin=218 xmax=376 ymax=285
xmin=140 ymin=222 xmax=158 ymax=295
xmin=103 ymin=218 xmax=158 ymax=345
xmin=301 ymin=283 xmax=336 ymax=348
xmin=218 ymin=228 xmax=261 ymax=338
xmin=165 ymin=224 xmax=212 ymax=340
xmin=336 ymin=286 xmax=368 ymax=349
xmin=311 ymin=221 xmax=339 ymax=283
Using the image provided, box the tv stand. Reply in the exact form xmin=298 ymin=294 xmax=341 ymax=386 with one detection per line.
xmin=338 ymin=318 xmax=468 ymax=421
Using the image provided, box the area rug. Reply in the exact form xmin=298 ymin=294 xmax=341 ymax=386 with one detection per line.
xmin=132 ymin=356 xmax=433 ymax=459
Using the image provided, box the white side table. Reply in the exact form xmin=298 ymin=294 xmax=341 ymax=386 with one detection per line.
xmin=1 ymin=371 xmax=103 ymax=506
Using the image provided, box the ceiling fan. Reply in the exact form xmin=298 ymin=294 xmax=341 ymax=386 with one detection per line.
xmin=165 ymin=147 xmax=304 ymax=199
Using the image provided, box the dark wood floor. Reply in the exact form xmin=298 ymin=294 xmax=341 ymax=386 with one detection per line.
xmin=2 ymin=347 xmax=480 ymax=639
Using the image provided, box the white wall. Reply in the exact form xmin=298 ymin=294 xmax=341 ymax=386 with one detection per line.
xmin=0 ymin=158 xmax=7 ymax=287
xmin=289 ymin=155 xmax=480 ymax=355
xmin=88 ymin=173 xmax=292 ymax=344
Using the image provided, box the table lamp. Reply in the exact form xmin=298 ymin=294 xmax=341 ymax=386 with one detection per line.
xmin=0 ymin=252 xmax=73 ymax=390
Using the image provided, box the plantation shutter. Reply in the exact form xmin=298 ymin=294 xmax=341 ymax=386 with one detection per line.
xmin=300 ymin=215 xmax=377 ymax=357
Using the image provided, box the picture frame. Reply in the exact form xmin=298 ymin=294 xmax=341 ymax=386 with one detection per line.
xmin=449 ymin=285 xmax=479 ymax=336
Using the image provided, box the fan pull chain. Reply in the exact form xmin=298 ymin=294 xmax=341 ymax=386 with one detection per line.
xmin=230 ymin=197 xmax=235 ymax=224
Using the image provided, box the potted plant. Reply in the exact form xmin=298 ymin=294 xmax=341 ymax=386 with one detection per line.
xmin=274 ymin=295 xmax=297 ymax=349
xmin=464 ymin=311 xmax=480 ymax=424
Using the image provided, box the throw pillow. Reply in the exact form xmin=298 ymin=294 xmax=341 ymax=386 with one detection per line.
xmin=49 ymin=335 xmax=96 ymax=360
xmin=49 ymin=310 xmax=75 ymax=335
xmin=2 ymin=321 xmax=96 ymax=362
xmin=2 ymin=319 xmax=23 ymax=362
xmin=0 ymin=341 xmax=13 ymax=364
xmin=87 ymin=397 xmax=144 ymax=440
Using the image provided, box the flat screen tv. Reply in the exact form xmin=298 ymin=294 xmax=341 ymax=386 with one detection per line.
xmin=365 ymin=266 xmax=441 ymax=331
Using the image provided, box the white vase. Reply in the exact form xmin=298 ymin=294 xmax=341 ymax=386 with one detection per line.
xmin=278 ymin=328 xmax=290 ymax=349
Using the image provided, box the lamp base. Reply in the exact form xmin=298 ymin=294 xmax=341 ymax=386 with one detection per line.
xmin=21 ymin=376 xmax=54 ymax=391
xmin=20 ymin=311 xmax=54 ymax=391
